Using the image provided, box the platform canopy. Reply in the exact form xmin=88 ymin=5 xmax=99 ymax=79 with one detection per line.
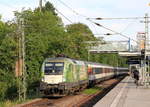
xmin=88 ymin=40 xmax=134 ymax=53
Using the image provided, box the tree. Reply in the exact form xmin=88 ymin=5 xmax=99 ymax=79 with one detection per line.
xmin=0 ymin=18 xmax=18 ymax=100
xmin=66 ymin=23 xmax=96 ymax=60
xmin=89 ymin=53 xmax=127 ymax=67
xmin=66 ymin=23 xmax=95 ymax=41
xmin=0 ymin=1 xmax=127 ymax=101
xmin=43 ymin=1 xmax=57 ymax=15
xmin=14 ymin=2 xmax=67 ymax=92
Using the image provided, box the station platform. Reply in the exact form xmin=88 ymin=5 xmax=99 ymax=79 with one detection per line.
xmin=94 ymin=76 xmax=150 ymax=107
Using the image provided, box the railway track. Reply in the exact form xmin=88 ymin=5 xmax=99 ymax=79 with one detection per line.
xmin=15 ymin=76 xmax=125 ymax=107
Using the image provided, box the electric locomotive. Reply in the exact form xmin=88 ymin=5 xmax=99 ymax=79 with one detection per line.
xmin=40 ymin=57 xmax=88 ymax=95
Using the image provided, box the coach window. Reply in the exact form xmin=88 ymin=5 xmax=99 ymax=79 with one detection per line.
xmin=93 ymin=68 xmax=102 ymax=74
xmin=99 ymin=68 xmax=102 ymax=74
xmin=105 ymin=68 xmax=107 ymax=73
xmin=96 ymin=68 xmax=100 ymax=74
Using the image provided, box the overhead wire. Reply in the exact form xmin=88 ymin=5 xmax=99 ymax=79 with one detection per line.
xmin=54 ymin=0 xmax=134 ymax=37
xmin=120 ymin=19 xmax=137 ymax=33
xmin=86 ymin=16 xmax=149 ymax=44
xmin=55 ymin=8 xmax=73 ymax=24
xmin=50 ymin=0 xmax=143 ymax=44
xmin=56 ymin=0 xmax=88 ymax=18
xmin=87 ymin=19 xmax=139 ymax=44
xmin=50 ymin=0 xmax=73 ymax=24
xmin=88 ymin=21 xmax=99 ymax=36
xmin=87 ymin=17 xmax=147 ymax=20
xmin=88 ymin=16 xmax=142 ymax=34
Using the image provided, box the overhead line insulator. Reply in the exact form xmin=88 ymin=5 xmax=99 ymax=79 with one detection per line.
xmin=94 ymin=23 xmax=102 ymax=26
xmin=96 ymin=17 xmax=103 ymax=20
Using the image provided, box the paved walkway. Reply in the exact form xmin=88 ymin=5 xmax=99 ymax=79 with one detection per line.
xmin=94 ymin=76 xmax=150 ymax=107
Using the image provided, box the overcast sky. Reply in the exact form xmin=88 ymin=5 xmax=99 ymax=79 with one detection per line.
xmin=1 ymin=0 xmax=150 ymax=44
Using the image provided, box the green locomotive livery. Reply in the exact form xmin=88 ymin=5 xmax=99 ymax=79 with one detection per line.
xmin=40 ymin=57 xmax=128 ymax=96
xmin=40 ymin=57 xmax=88 ymax=95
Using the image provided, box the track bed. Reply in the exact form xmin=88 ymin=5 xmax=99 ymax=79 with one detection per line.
xmin=15 ymin=76 xmax=125 ymax=107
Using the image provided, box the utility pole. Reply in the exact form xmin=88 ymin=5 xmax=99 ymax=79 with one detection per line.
xmin=21 ymin=18 xmax=26 ymax=100
xmin=39 ymin=0 xmax=42 ymax=12
xmin=17 ymin=18 xmax=26 ymax=101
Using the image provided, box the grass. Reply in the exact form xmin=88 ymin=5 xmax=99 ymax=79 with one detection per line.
xmin=0 ymin=99 xmax=34 ymax=107
xmin=0 ymin=100 xmax=19 ymax=107
xmin=0 ymin=94 xmax=41 ymax=107
xmin=82 ymin=86 xmax=102 ymax=95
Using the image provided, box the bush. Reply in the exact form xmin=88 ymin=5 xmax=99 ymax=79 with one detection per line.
xmin=0 ymin=82 xmax=7 ymax=101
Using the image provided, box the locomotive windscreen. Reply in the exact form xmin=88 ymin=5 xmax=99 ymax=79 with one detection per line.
xmin=44 ymin=62 xmax=64 ymax=75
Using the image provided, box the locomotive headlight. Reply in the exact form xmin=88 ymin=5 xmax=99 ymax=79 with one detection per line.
xmin=41 ymin=77 xmax=45 ymax=81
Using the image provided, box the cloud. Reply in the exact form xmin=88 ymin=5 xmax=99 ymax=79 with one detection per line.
xmin=1 ymin=0 xmax=150 ymax=44
xmin=0 ymin=4 xmax=14 ymax=21
xmin=0 ymin=0 xmax=37 ymax=21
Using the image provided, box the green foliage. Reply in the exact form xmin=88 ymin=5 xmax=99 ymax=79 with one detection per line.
xmin=0 ymin=1 xmax=127 ymax=102
xmin=89 ymin=53 xmax=127 ymax=67
xmin=13 ymin=2 xmax=69 ymax=94
xmin=66 ymin=23 xmax=95 ymax=40
xmin=0 ymin=18 xmax=18 ymax=101
xmin=14 ymin=4 xmax=97 ymax=98
xmin=0 ymin=36 xmax=17 ymax=71
xmin=0 ymin=100 xmax=17 ymax=107
xmin=0 ymin=82 xmax=7 ymax=101
xmin=43 ymin=1 xmax=57 ymax=15
xmin=65 ymin=23 xmax=96 ymax=60
xmin=82 ymin=86 xmax=102 ymax=95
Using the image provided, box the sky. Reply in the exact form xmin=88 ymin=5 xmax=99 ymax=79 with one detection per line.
xmin=1 ymin=0 xmax=150 ymax=45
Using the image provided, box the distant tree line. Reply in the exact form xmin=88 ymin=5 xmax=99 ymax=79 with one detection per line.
xmin=0 ymin=2 xmax=127 ymax=101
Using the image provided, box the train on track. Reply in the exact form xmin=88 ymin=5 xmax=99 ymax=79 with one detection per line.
xmin=40 ymin=57 xmax=128 ymax=96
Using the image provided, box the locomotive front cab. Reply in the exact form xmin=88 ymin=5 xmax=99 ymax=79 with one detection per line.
xmin=44 ymin=62 xmax=64 ymax=84
xmin=40 ymin=59 xmax=66 ymax=95
xmin=40 ymin=58 xmax=88 ymax=96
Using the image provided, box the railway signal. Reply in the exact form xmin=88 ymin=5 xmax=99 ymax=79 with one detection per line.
xmin=141 ymin=49 xmax=145 ymax=60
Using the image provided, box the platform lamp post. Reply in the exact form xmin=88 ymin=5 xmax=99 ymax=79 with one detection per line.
xmin=144 ymin=13 xmax=150 ymax=87
xmin=140 ymin=13 xmax=150 ymax=87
